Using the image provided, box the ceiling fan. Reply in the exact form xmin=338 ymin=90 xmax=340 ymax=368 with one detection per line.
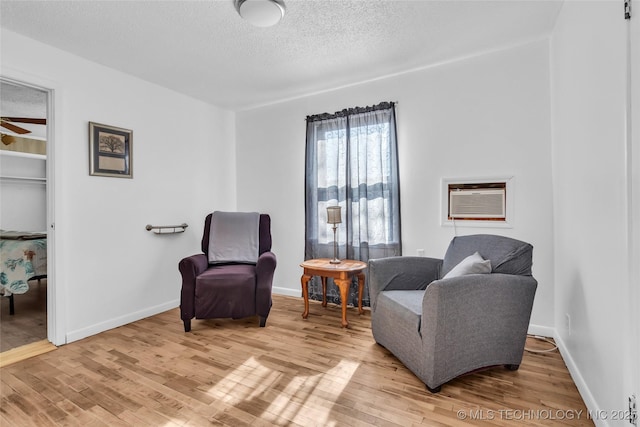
xmin=1 ymin=116 xmax=47 ymax=136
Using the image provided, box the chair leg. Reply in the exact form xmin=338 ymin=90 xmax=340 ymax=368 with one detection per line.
xmin=183 ymin=319 xmax=191 ymax=332
xmin=505 ymin=364 xmax=520 ymax=371
xmin=426 ymin=384 xmax=442 ymax=393
xmin=9 ymin=294 xmax=15 ymax=315
xmin=259 ymin=316 xmax=267 ymax=327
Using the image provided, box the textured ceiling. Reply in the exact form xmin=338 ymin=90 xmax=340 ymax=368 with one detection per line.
xmin=0 ymin=81 xmax=48 ymax=139
xmin=0 ymin=0 xmax=563 ymax=111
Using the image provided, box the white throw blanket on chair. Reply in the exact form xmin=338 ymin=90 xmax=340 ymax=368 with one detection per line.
xmin=208 ymin=211 xmax=260 ymax=264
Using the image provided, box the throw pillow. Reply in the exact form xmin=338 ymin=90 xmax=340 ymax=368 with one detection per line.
xmin=442 ymin=251 xmax=491 ymax=279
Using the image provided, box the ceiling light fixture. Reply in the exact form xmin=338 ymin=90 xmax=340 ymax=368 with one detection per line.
xmin=234 ymin=0 xmax=286 ymax=28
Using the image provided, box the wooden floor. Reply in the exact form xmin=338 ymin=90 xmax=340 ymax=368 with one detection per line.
xmin=0 ymin=278 xmax=47 ymax=353
xmin=0 ymin=294 xmax=592 ymax=426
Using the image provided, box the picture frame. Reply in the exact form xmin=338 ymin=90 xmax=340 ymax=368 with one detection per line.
xmin=89 ymin=122 xmax=133 ymax=178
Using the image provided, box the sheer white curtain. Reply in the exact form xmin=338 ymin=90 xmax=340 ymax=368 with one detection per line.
xmin=305 ymin=102 xmax=401 ymax=306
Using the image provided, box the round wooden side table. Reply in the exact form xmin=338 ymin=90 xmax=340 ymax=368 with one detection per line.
xmin=300 ymin=258 xmax=366 ymax=328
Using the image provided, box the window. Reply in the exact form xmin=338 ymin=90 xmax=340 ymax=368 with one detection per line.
xmin=305 ymin=102 xmax=401 ymax=306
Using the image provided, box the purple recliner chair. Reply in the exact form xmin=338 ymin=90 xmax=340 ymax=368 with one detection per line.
xmin=178 ymin=213 xmax=276 ymax=332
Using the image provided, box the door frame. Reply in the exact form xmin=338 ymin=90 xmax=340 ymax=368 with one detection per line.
xmin=630 ymin=9 xmax=640 ymax=401
xmin=1 ymin=70 xmax=65 ymax=346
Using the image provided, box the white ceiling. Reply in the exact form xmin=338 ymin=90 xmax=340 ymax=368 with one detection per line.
xmin=0 ymin=0 xmax=563 ymax=111
xmin=1 ymin=81 xmax=48 ymax=139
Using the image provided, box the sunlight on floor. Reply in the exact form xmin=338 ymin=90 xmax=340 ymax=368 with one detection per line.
xmin=206 ymin=356 xmax=360 ymax=425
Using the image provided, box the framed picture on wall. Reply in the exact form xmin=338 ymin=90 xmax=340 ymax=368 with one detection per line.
xmin=89 ymin=122 xmax=133 ymax=178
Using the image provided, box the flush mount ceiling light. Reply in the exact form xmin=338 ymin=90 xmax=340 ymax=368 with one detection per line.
xmin=234 ymin=0 xmax=286 ymax=27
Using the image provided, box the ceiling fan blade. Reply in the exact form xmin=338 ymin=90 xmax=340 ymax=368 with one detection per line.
xmin=2 ymin=117 xmax=47 ymax=125
xmin=0 ymin=120 xmax=31 ymax=134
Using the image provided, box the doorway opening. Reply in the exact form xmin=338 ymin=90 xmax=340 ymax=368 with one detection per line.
xmin=0 ymin=79 xmax=54 ymax=359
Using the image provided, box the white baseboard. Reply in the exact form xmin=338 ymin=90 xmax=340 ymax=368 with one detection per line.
xmin=66 ymin=291 xmax=300 ymax=343
xmin=65 ymin=299 xmax=179 ymax=344
xmin=523 ymin=324 xmax=605 ymax=426
xmin=554 ymin=332 xmax=607 ymax=427
xmin=272 ymin=286 xmax=300 ymax=297
xmin=528 ymin=323 xmax=554 ymax=337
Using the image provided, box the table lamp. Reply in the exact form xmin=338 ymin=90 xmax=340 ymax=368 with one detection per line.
xmin=327 ymin=206 xmax=342 ymax=264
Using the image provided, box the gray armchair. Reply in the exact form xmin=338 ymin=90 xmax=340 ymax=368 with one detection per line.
xmin=368 ymin=234 xmax=537 ymax=393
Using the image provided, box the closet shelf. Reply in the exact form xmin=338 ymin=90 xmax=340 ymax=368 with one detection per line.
xmin=0 ymin=151 xmax=46 ymax=160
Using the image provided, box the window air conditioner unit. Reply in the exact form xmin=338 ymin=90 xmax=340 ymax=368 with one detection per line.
xmin=449 ymin=188 xmax=506 ymax=219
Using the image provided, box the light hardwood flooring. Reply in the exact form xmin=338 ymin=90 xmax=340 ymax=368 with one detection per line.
xmin=0 ymin=294 xmax=592 ymax=426
xmin=0 ymin=278 xmax=47 ymax=353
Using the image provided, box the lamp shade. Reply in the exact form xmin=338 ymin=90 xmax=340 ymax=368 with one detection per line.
xmin=327 ymin=206 xmax=342 ymax=224
xmin=234 ymin=0 xmax=286 ymax=28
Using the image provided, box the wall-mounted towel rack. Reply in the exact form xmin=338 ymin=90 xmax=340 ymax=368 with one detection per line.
xmin=0 ymin=175 xmax=47 ymax=184
xmin=145 ymin=223 xmax=188 ymax=234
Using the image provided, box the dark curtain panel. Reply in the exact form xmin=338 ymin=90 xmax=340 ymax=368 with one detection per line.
xmin=305 ymin=102 xmax=401 ymax=307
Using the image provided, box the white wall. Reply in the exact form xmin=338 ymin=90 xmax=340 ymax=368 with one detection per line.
xmin=236 ymin=40 xmax=555 ymax=330
xmin=1 ymin=29 xmax=237 ymax=343
xmin=551 ymin=1 xmax=631 ymax=424
xmin=0 ymin=153 xmax=47 ymax=231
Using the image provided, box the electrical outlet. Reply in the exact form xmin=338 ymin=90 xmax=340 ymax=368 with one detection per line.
xmin=417 ymin=249 xmax=425 ymax=257
xmin=565 ymin=313 xmax=571 ymax=336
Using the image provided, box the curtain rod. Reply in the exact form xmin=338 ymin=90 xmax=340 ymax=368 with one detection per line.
xmin=306 ymin=101 xmax=398 ymax=122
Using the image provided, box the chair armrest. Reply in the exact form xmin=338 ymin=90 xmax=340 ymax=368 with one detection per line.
xmin=255 ymin=251 xmax=277 ymax=318
xmin=421 ymin=273 xmax=537 ymax=386
xmin=256 ymin=251 xmax=277 ymax=289
xmin=178 ymin=253 xmax=208 ymax=321
xmin=368 ymin=256 xmax=442 ymax=310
